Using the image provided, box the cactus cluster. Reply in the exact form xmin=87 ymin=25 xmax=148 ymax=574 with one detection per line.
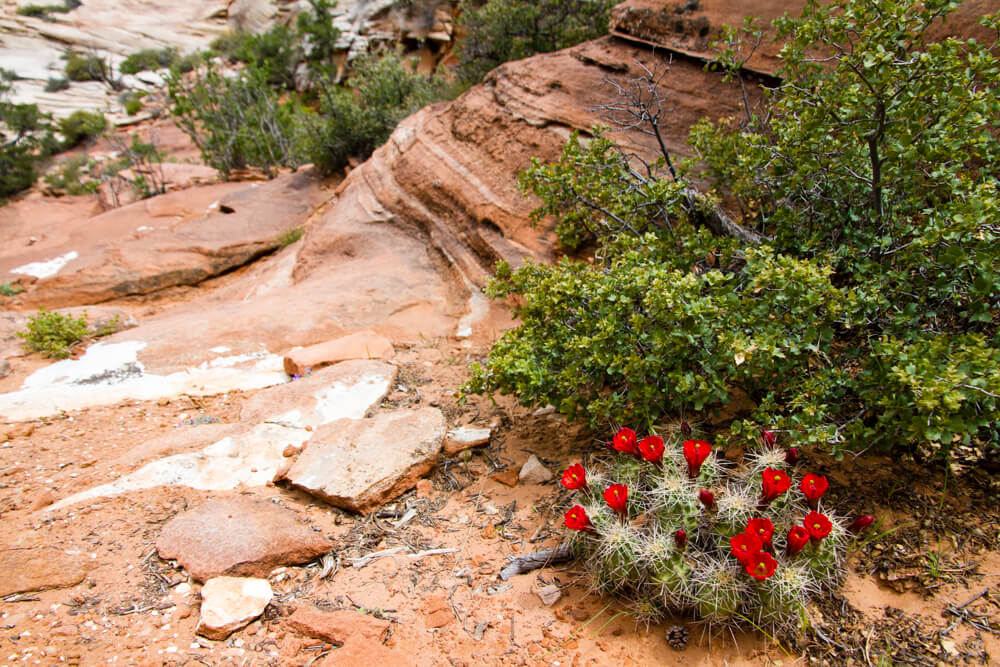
xmin=561 ymin=426 xmax=874 ymax=635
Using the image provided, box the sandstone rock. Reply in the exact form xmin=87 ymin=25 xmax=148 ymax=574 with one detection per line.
xmin=317 ymin=640 xmax=410 ymax=666
xmin=415 ymin=478 xmax=433 ymax=498
xmin=280 ymin=407 xmax=446 ymax=513
xmin=442 ymin=425 xmax=492 ymax=456
xmin=519 ymin=455 xmax=553 ymax=485
xmin=157 ymin=497 xmax=332 ymax=582
xmin=283 ymin=331 xmax=395 ymax=376
xmin=491 ymin=470 xmax=519 ymax=488
xmin=535 ymin=584 xmax=562 ymax=606
xmin=196 ymin=576 xmax=273 ymax=640
xmin=286 ymin=606 xmax=389 ymax=645
xmin=0 ymin=547 xmax=87 ymax=596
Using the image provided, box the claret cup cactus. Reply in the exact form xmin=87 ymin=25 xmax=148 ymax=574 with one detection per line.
xmin=561 ymin=426 xmax=873 ymax=634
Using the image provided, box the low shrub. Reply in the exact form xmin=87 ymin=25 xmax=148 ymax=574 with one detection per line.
xmin=64 ymin=54 xmax=109 ymax=82
xmin=58 ymin=109 xmax=106 ymax=147
xmin=120 ymin=48 xmax=179 ymax=74
xmin=1 ymin=82 xmax=56 ymax=198
xmin=17 ymin=308 xmax=91 ymax=358
xmin=277 ymin=227 xmax=304 ymax=247
xmin=44 ymin=76 xmax=70 ymax=92
xmin=123 ymin=97 xmax=143 ymax=115
xmin=43 ymin=155 xmax=98 ymax=195
xmin=562 ymin=427 xmax=872 ymax=634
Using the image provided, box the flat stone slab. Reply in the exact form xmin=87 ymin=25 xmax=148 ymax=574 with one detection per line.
xmin=443 ymin=425 xmax=492 ymax=456
xmin=281 ymin=407 xmax=446 ymax=513
xmin=286 ymin=606 xmax=389 ymax=645
xmin=157 ymin=497 xmax=333 ymax=583
xmin=0 ymin=547 xmax=87 ymax=596
xmin=196 ymin=576 xmax=273 ymax=640
xmin=283 ymin=331 xmax=395 ymax=376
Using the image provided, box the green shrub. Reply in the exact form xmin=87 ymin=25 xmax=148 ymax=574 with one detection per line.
xmin=463 ymin=0 xmax=1000 ymax=462
xmin=43 ymin=154 xmax=98 ymax=195
xmin=44 ymin=76 xmax=70 ymax=92
xmin=455 ymin=0 xmax=616 ymax=84
xmin=301 ymin=53 xmax=450 ymax=174
xmin=64 ymin=54 xmax=109 ymax=82
xmin=17 ymin=308 xmax=91 ymax=358
xmin=168 ymin=64 xmax=304 ymax=177
xmin=16 ymin=4 xmax=53 ymax=18
xmin=0 ymin=282 xmax=24 ymax=297
xmin=58 ymin=109 xmax=106 ymax=147
xmin=211 ymin=25 xmax=302 ymax=90
xmin=120 ymin=48 xmax=179 ymax=74
xmin=124 ymin=97 xmax=143 ymax=115
xmin=1 ymin=82 xmax=56 ymax=198
xmin=277 ymin=227 xmax=304 ymax=247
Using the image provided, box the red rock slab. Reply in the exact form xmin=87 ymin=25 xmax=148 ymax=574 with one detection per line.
xmin=286 ymin=606 xmax=390 ymax=645
xmin=156 ymin=496 xmax=332 ymax=583
xmin=0 ymin=547 xmax=87 ymax=596
xmin=283 ymin=331 xmax=395 ymax=376
xmin=317 ymin=641 xmax=410 ymax=666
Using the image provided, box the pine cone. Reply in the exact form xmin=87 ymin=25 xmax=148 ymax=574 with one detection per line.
xmin=666 ymin=625 xmax=689 ymax=651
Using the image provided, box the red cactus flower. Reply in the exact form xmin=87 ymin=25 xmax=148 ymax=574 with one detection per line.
xmin=746 ymin=517 xmax=775 ymax=548
xmin=786 ymin=525 xmax=810 ymax=556
xmin=848 ymin=515 xmax=875 ymax=534
xmin=800 ymin=473 xmax=828 ymax=508
xmin=785 ymin=447 xmax=799 ymax=465
xmin=638 ymin=435 xmax=665 ymax=464
xmin=698 ymin=489 xmax=716 ymax=511
xmin=745 ymin=551 xmax=778 ymax=581
xmin=804 ymin=511 xmax=833 ymax=541
xmin=761 ymin=430 xmax=777 ymax=447
xmin=561 ymin=464 xmax=587 ymax=491
xmin=612 ymin=427 xmax=638 ymax=456
xmin=564 ymin=505 xmax=593 ymax=532
xmin=603 ymin=484 xmax=629 ymax=516
xmin=730 ymin=532 xmax=763 ymax=564
xmin=674 ymin=529 xmax=687 ymax=550
xmin=760 ymin=467 xmax=791 ymax=505
xmin=683 ymin=439 xmax=712 ymax=478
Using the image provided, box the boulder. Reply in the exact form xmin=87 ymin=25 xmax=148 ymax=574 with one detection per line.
xmin=286 ymin=606 xmax=389 ymax=645
xmin=0 ymin=547 xmax=87 ymax=596
xmin=283 ymin=331 xmax=395 ymax=376
xmin=280 ymin=407 xmax=446 ymax=513
xmin=156 ymin=497 xmax=333 ymax=583
xmin=519 ymin=454 xmax=553 ymax=485
xmin=196 ymin=576 xmax=273 ymax=640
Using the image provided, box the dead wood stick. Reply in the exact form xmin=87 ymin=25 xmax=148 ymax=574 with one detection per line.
xmin=499 ymin=543 xmax=573 ymax=581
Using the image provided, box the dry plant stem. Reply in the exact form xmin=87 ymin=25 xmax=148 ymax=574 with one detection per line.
xmin=498 ymin=543 xmax=573 ymax=580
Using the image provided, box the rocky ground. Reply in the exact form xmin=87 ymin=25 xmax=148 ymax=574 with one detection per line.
xmin=2 ymin=0 xmax=999 ymax=665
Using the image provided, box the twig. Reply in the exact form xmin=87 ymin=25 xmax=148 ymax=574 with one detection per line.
xmin=498 ymin=543 xmax=573 ymax=580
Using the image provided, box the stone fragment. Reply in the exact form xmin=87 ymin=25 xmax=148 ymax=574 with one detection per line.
xmin=317 ymin=640 xmax=409 ymax=666
xmin=286 ymin=606 xmax=389 ymax=645
xmin=283 ymin=331 xmax=395 ymax=376
xmin=280 ymin=408 xmax=446 ymax=513
xmin=415 ymin=478 xmax=433 ymax=498
xmin=535 ymin=584 xmax=562 ymax=606
xmin=422 ymin=595 xmax=453 ymax=629
xmin=0 ymin=547 xmax=87 ymax=596
xmin=442 ymin=426 xmax=492 ymax=456
xmin=157 ymin=497 xmax=332 ymax=582
xmin=491 ymin=470 xmax=519 ymax=487
xmin=196 ymin=576 xmax=273 ymax=640
xmin=519 ymin=455 xmax=553 ymax=485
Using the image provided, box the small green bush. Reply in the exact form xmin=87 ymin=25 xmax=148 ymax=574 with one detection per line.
xmin=211 ymin=25 xmax=302 ymax=90
xmin=1 ymin=82 xmax=56 ymax=198
xmin=277 ymin=227 xmax=304 ymax=247
xmin=44 ymin=76 xmax=70 ymax=92
xmin=120 ymin=48 xmax=179 ymax=74
xmin=16 ymin=4 xmax=53 ymax=18
xmin=124 ymin=97 xmax=143 ymax=115
xmin=58 ymin=110 xmax=106 ymax=147
xmin=43 ymin=154 xmax=98 ymax=195
xmin=0 ymin=283 xmax=24 ymax=297
xmin=17 ymin=308 xmax=90 ymax=358
xmin=64 ymin=54 xmax=109 ymax=82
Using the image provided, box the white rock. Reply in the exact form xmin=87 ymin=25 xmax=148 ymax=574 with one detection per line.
xmin=442 ymin=426 xmax=492 ymax=456
xmin=518 ymin=455 xmax=553 ymax=485
xmin=196 ymin=577 xmax=272 ymax=640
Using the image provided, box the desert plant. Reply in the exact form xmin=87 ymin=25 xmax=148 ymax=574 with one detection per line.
xmin=64 ymin=54 xmax=108 ymax=82
xmin=99 ymin=133 xmax=167 ymax=205
xmin=44 ymin=76 xmax=70 ymax=92
xmin=0 ymin=82 xmax=56 ymax=198
xmin=123 ymin=97 xmax=143 ymax=115
xmin=0 ymin=282 xmax=24 ymax=297
xmin=17 ymin=308 xmax=90 ymax=358
xmin=120 ymin=48 xmax=180 ymax=74
xmin=58 ymin=109 xmax=106 ymax=147
xmin=562 ymin=426 xmax=870 ymax=634
xmin=211 ymin=25 xmax=303 ymax=90
xmin=277 ymin=227 xmax=304 ymax=247
xmin=43 ymin=154 xmax=98 ymax=196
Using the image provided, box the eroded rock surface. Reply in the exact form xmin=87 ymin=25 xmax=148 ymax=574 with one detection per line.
xmin=196 ymin=576 xmax=273 ymax=640
xmin=0 ymin=547 xmax=87 ymax=596
xmin=157 ymin=497 xmax=332 ymax=582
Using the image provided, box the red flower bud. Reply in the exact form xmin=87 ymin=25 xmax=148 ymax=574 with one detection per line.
xmin=560 ymin=463 xmax=587 ymax=491
xmin=746 ymin=517 xmax=775 ymax=549
xmin=761 ymin=430 xmax=777 ymax=447
xmin=848 ymin=515 xmax=875 ymax=534
xmin=680 ymin=420 xmax=692 ymax=436
xmin=638 ymin=435 xmax=665 ymax=465
xmin=603 ymin=483 xmax=629 ymax=516
xmin=698 ymin=489 xmax=716 ymax=510
xmin=683 ymin=439 xmax=712 ymax=478
xmin=674 ymin=529 xmax=687 ymax=550
xmin=784 ymin=447 xmax=799 ymax=465
xmin=564 ymin=505 xmax=593 ymax=532
xmin=730 ymin=532 xmax=762 ymax=564
xmin=800 ymin=473 xmax=828 ymax=509
xmin=612 ymin=427 xmax=638 ymax=456
xmin=760 ymin=467 xmax=791 ymax=505
xmin=745 ymin=550 xmax=777 ymax=581
xmin=785 ymin=525 xmax=810 ymax=556
xmin=803 ymin=511 xmax=833 ymax=541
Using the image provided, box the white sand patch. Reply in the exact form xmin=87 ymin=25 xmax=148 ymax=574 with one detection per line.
xmin=0 ymin=342 xmax=288 ymax=421
xmin=10 ymin=251 xmax=79 ymax=279
xmin=457 ymin=290 xmax=489 ymax=338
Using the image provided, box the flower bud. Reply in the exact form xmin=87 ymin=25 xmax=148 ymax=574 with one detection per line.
xmin=848 ymin=515 xmax=875 ymax=534
xmin=698 ymin=489 xmax=716 ymax=510
xmin=680 ymin=421 xmax=692 ymax=436
xmin=784 ymin=447 xmax=799 ymax=465
xmin=674 ymin=529 xmax=687 ymax=550
xmin=761 ymin=430 xmax=777 ymax=447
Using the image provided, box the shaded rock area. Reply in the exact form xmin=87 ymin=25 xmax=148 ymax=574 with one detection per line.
xmin=156 ymin=497 xmax=332 ymax=582
xmin=196 ymin=576 xmax=273 ymax=640
xmin=0 ymin=547 xmax=87 ymax=596
xmin=281 ymin=407 xmax=447 ymax=513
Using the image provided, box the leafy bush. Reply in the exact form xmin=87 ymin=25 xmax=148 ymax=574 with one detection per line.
xmin=0 ymin=82 xmax=56 ymax=198
xmin=463 ymin=0 xmax=1000 ymax=462
xmin=17 ymin=308 xmax=90 ymax=358
xmin=211 ymin=25 xmax=302 ymax=90
xmin=123 ymin=96 xmax=143 ymax=115
xmin=0 ymin=282 xmax=24 ymax=297
xmin=64 ymin=54 xmax=109 ymax=82
xmin=168 ymin=64 xmax=304 ymax=177
xmin=43 ymin=155 xmax=98 ymax=195
xmin=562 ymin=428 xmax=869 ymax=633
xmin=44 ymin=76 xmax=70 ymax=92
xmin=301 ymin=53 xmax=450 ymax=174
xmin=120 ymin=48 xmax=180 ymax=74
xmin=455 ymin=0 xmax=616 ymax=84
xmin=277 ymin=227 xmax=304 ymax=247
xmin=58 ymin=110 xmax=106 ymax=147
xmin=19 ymin=0 xmax=80 ymax=16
